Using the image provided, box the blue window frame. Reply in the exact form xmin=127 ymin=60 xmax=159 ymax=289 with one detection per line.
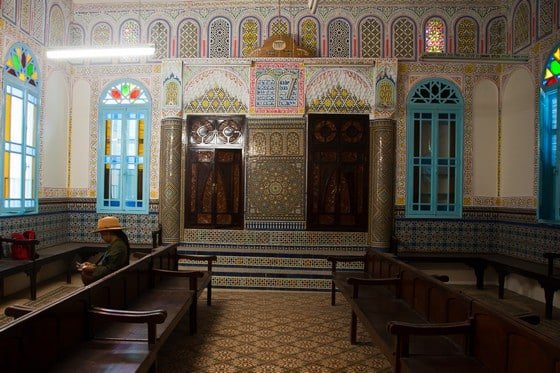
xmin=406 ymin=78 xmax=463 ymax=217
xmin=539 ymin=43 xmax=560 ymax=222
xmin=97 ymin=79 xmax=151 ymax=214
xmin=1 ymin=43 xmax=40 ymax=215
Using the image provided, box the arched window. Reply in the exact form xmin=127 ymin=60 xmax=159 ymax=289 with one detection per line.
xmin=1 ymin=43 xmax=40 ymax=215
xmin=425 ymin=17 xmax=446 ymax=53
xmin=97 ymin=80 xmax=151 ymax=214
xmin=539 ymin=43 xmax=560 ymax=221
xmin=406 ymin=78 xmax=463 ymax=217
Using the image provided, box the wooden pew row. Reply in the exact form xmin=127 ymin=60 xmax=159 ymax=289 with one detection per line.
xmin=396 ymin=250 xmax=560 ymax=319
xmin=0 ymin=243 xmax=204 ymax=372
xmin=151 ymin=224 xmax=217 ymax=334
xmin=330 ymin=249 xmax=560 ymax=373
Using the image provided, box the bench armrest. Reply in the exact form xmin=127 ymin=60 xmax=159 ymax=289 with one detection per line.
xmin=388 ymin=319 xmax=474 ymax=361
xmin=4 ymin=304 xmax=34 ymax=319
xmin=176 ymin=254 xmax=217 ymax=272
xmin=89 ymin=306 xmax=167 ymax=344
xmin=347 ymin=277 xmax=400 ymax=298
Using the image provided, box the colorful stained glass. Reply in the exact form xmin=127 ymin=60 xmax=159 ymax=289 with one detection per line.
xmin=103 ymin=81 xmax=148 ymax=105
xmin=425 ymin=18 xmax=446 ymax=53
xmin=542 ymin=47 xmax=560 ymax=87
xmin=4 ymin=46 xmax=38 ymax=87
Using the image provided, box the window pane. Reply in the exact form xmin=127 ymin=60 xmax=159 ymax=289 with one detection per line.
xmin=437 ymin=166 xmax=449 ymax=204
xmin=25 ymin=155 xmax=34 ymax=199
xmin=9 ymin=152 xmax=22 ymax=199
xmin=438 ymin=117 xmax=449 ymax=158
xmin=421 ymin=118 xmax=431 ymax=157
xmin=420 ymin=166 xmax=431 ymax=204
xmin=26 ymin=95 xmax=37 ymax=147
xmin=8 ymin=91 xmax=24 ymax=144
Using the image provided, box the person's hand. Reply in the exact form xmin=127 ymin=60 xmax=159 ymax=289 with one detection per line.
xmin=78 ymin=262 xmax=95 ymax=273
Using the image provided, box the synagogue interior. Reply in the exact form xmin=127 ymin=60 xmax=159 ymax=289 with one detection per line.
xmin=1 ymin=0 xmax=560 ymax=371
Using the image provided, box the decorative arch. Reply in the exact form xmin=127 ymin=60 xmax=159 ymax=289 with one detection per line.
xmin=178 ymin=18 xmax=201 ymax=58
xmin=391 ymin=16 xmax=416 ymax=60
xmin=358 ymin=16 xmax=384 ymax=58
xmin=327 ymin=17 xmax=352 ymax=57
xmin=512 ymin=0 xmax=531 ymax=52
xmin=208 ymin=17 xmax=232 ymax=58
xmin=148 ymin=19 xmax=171 ymax=60
xmin=47 ymin=4 xmax=65 ymax=46
xmin=486 ymin=16 xmax=507 ymax=54
xmin=239 ymin=16 xmax=261 ymax=57
xmin=298 ymin=16 xmax=320 ymax=57
xmin=455 ymin=16 xmax=479 ymax=54
xmin=268 ymin=15 xmax=291 ymax=37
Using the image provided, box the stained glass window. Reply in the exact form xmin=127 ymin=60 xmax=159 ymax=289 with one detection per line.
xmin=425 ymin=18 xmax=446 ymax=53
xmin=98 ymin=80 xmax=151 ymax=214
xmin=4 ymin=46 xmax=39 ymax=87
xmin=1 ymin=43 xmax=40 ymax=215
xmin=102 ymin=81 xmax=149 ymax=105
xmin=539 ymin=44 xmax=560 ymax=222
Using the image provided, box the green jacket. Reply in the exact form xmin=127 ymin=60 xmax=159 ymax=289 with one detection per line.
xmin=91 ymin=238 xmax=129 ymax=280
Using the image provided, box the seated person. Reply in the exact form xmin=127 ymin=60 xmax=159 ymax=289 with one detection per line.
xmin=78 ymin=216 xmax=130 ymax=285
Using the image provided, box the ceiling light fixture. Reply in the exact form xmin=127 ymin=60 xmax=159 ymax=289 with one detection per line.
xmin=46 ymin=45 xmax=155 ymax=60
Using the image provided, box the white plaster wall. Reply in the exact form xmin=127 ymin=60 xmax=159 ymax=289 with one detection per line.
xmin=472 ymin=79 xmax=499 ymax=197
xmin=69 ymin=79 xmax=92 ymax=189
xmin=42 ymin=70 xmax=69 ymax=188
xmin=500 ymin=68 xmax=535 ymax=197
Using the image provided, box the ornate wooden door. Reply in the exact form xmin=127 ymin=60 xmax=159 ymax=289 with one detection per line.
xmin=185 ymin=116 xmax=244 ymax=229
xmin=307 ymin=115 xmax=369 ymax=231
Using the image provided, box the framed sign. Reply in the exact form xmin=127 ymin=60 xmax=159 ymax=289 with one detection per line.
xmin=250 ymin=62 xmax=305 ymax=114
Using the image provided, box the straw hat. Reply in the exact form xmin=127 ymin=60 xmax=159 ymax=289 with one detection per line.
xmin=93 ymin=216 xmax=125 ymax=232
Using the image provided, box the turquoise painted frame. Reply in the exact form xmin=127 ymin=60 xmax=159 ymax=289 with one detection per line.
xmin=405 ymin=77 xmax=464 ymax=218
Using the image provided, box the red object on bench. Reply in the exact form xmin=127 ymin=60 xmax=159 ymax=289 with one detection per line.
xmin=11 ymin=230 xmax=36 ymax=260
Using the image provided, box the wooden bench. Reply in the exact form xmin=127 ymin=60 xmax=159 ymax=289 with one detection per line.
xmin=0 ymin=242 xmax=201 ymax=372
xmin=0 ymin=235 xmax=155 ymax=302
xmin=394 ymin=298 xmax=560 ymax=373
xmin=150 ymin=225 xmax=217 ymax=334
xmin=331 ymin=249 xmax=560 ymax=372
xmin=397 ymin=251 xmax=560 ymax=318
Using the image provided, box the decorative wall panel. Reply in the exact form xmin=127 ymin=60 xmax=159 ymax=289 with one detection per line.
xmin=246 ymin=118 xmax=306 ymax=226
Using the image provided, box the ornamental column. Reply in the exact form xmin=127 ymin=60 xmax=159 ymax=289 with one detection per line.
xmin=159 ymin=116 xmax=183 ymax=243
xmin=369 ymin=118 xmax=396 ymax=250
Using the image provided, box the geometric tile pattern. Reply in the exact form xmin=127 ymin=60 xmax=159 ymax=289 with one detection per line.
xmin=456 ymin=17 xmax=477 ymax=54
xmin=512 ymin=2 xmax=530 ymax=52
xmin=246 ymin=157 xmax=305 ymax=221
xmin=157 ymin=291 xmax=391 ymax=372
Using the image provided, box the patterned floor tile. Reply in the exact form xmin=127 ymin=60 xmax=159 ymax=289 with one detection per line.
xmin=157 ymin=290 xmax=388 ymax=372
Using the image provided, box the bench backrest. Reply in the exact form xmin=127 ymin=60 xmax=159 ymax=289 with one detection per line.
xmin=471 ymin=300 xmax=560 ymax=373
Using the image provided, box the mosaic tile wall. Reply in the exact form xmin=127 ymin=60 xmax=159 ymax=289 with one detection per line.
xmin=394 ymin=207 xmax=560 ymax=265
xmin=0 ymin=199 xmax=159 ymax=252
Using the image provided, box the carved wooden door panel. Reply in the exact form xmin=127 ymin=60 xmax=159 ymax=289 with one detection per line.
xmin=307 ymin=115 xmax=369 ymax=231
xmin=186 ymin=149 xmax=244 ymax=228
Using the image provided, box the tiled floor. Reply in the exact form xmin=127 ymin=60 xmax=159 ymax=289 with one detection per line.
xmin=158 ymin=290 xmax=391 ymax=372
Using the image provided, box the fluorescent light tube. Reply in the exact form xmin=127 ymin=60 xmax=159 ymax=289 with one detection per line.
xmin=46 ymin=45 xmax=155 ymax=59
